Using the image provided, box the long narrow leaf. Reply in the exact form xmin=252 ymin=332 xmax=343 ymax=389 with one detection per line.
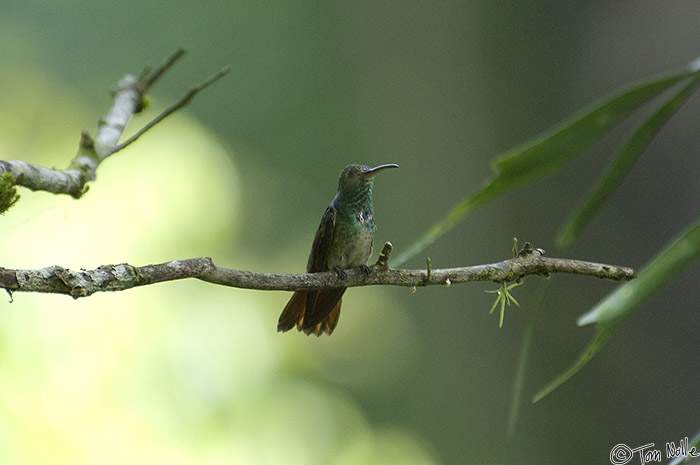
xmin=666 ymin=428 xmax=700 ymax=465
xmin=579 ymin=219 xmax=700 ymax=327
xmin=532 ymin=325 xmax=618 ymax=402
xmin=558 ymin=75 xmax=700 ymax=248
xmin=534 ymin=218 xmax=700 ymax=401
xmin=492 ymin=71 xmax=696 ymax=186
xmin=393 ymin=67 xmax=697 ymax=267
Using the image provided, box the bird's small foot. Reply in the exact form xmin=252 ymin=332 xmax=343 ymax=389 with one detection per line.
xmin=360 ymin=264 xmax=371 ymax=276
xmin=333 ymin=266 xmax=347 ymax=280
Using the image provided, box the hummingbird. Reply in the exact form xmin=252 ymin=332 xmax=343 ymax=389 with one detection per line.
xmin=277 ymin=163 xmax=399 ymax=336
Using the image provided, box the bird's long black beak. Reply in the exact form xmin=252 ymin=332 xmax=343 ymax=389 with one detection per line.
xmin=363 ymin=164 xmax=399 ymax=177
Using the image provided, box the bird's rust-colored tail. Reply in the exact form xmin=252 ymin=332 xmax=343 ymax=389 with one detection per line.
xmin=278 ymin=289 xmax=345 ymax=336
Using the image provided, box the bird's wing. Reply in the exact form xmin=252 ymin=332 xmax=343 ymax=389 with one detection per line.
xmin=302 ymin=205 xmax=344 ymax=333
xmin=306 ymin=205 xmax=336 ymax=273
xmin=278 ymin=205 xmax=340 ymax=336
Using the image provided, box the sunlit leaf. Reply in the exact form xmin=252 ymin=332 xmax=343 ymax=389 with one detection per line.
xmin=666 ymin=428 xmax=700 ymax=465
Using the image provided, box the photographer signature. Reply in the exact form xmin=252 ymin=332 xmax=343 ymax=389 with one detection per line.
xmin=610 ymin=437 xmax=699 ymax=464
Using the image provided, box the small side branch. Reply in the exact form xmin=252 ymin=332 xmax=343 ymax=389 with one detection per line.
xmin=111 ymin=65 xmax=230 ymax=155
xmin=0 ymin=243 xmax=635 ymax=299
xmin=0 ymin=49 xmax=228 ymax=207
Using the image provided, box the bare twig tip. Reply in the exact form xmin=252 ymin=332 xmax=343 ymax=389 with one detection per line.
xmin=375 ymin=242 xmax=393 ymax=270
xmin=425 ymin=257 xmax=432 ymax=285
xmin=142 ymin=48 xmax=187 ymax=89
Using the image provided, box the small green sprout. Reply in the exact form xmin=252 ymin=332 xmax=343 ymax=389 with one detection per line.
xmin=486 ymin=281 xmax=522 ymax=327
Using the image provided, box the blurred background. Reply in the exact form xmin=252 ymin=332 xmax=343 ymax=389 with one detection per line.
xmin=1 ymin=1 xmax=699 ymax=464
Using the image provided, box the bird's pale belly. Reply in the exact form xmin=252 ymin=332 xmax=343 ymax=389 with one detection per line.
xmin=327 ymin=221 xmax=374 ymax=269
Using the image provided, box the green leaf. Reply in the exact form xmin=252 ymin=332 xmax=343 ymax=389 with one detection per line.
xmin=558 ymin=74 xmax=700 ymax=248
xmin=491 ymin=71 xmax=695 ymax=187
xmin=534 ymin=218 xmax=700 ymax=402
xmin=666 ymin=428 xmax=700 ymax=465
xmin=579 ymin=219 xmax=700 ymax=327
xmin=392 ymin=66 xmax=698 ymax=267
xmin=532 ymin=325 xmax=617 ymax=403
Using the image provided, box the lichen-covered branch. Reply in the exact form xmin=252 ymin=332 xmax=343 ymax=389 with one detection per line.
xmin=0 ymin=242 xmax=635 ymax=300
xmin=0 ymin=49 xmax=229 ymax=210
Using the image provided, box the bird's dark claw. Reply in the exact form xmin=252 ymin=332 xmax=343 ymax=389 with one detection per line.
xmin=360 ymin=264 xmax=371 ymax=276
xmin=333 ymin=266 xmax=347 ymax=280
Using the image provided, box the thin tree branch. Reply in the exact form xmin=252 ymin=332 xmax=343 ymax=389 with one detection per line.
xmin=140 ymin=48 xmax=186 ymax=90
xmin=0 ymin=242 xmax=635 ymax=299
xmin=110 ymin=66 xmax=231 ymax=155
xmin=0 ymin=49 xmax=228 ymax=206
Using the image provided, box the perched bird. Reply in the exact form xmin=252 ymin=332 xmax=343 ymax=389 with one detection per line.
xmin=277 ymin=163 xmax=399 ymax=336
